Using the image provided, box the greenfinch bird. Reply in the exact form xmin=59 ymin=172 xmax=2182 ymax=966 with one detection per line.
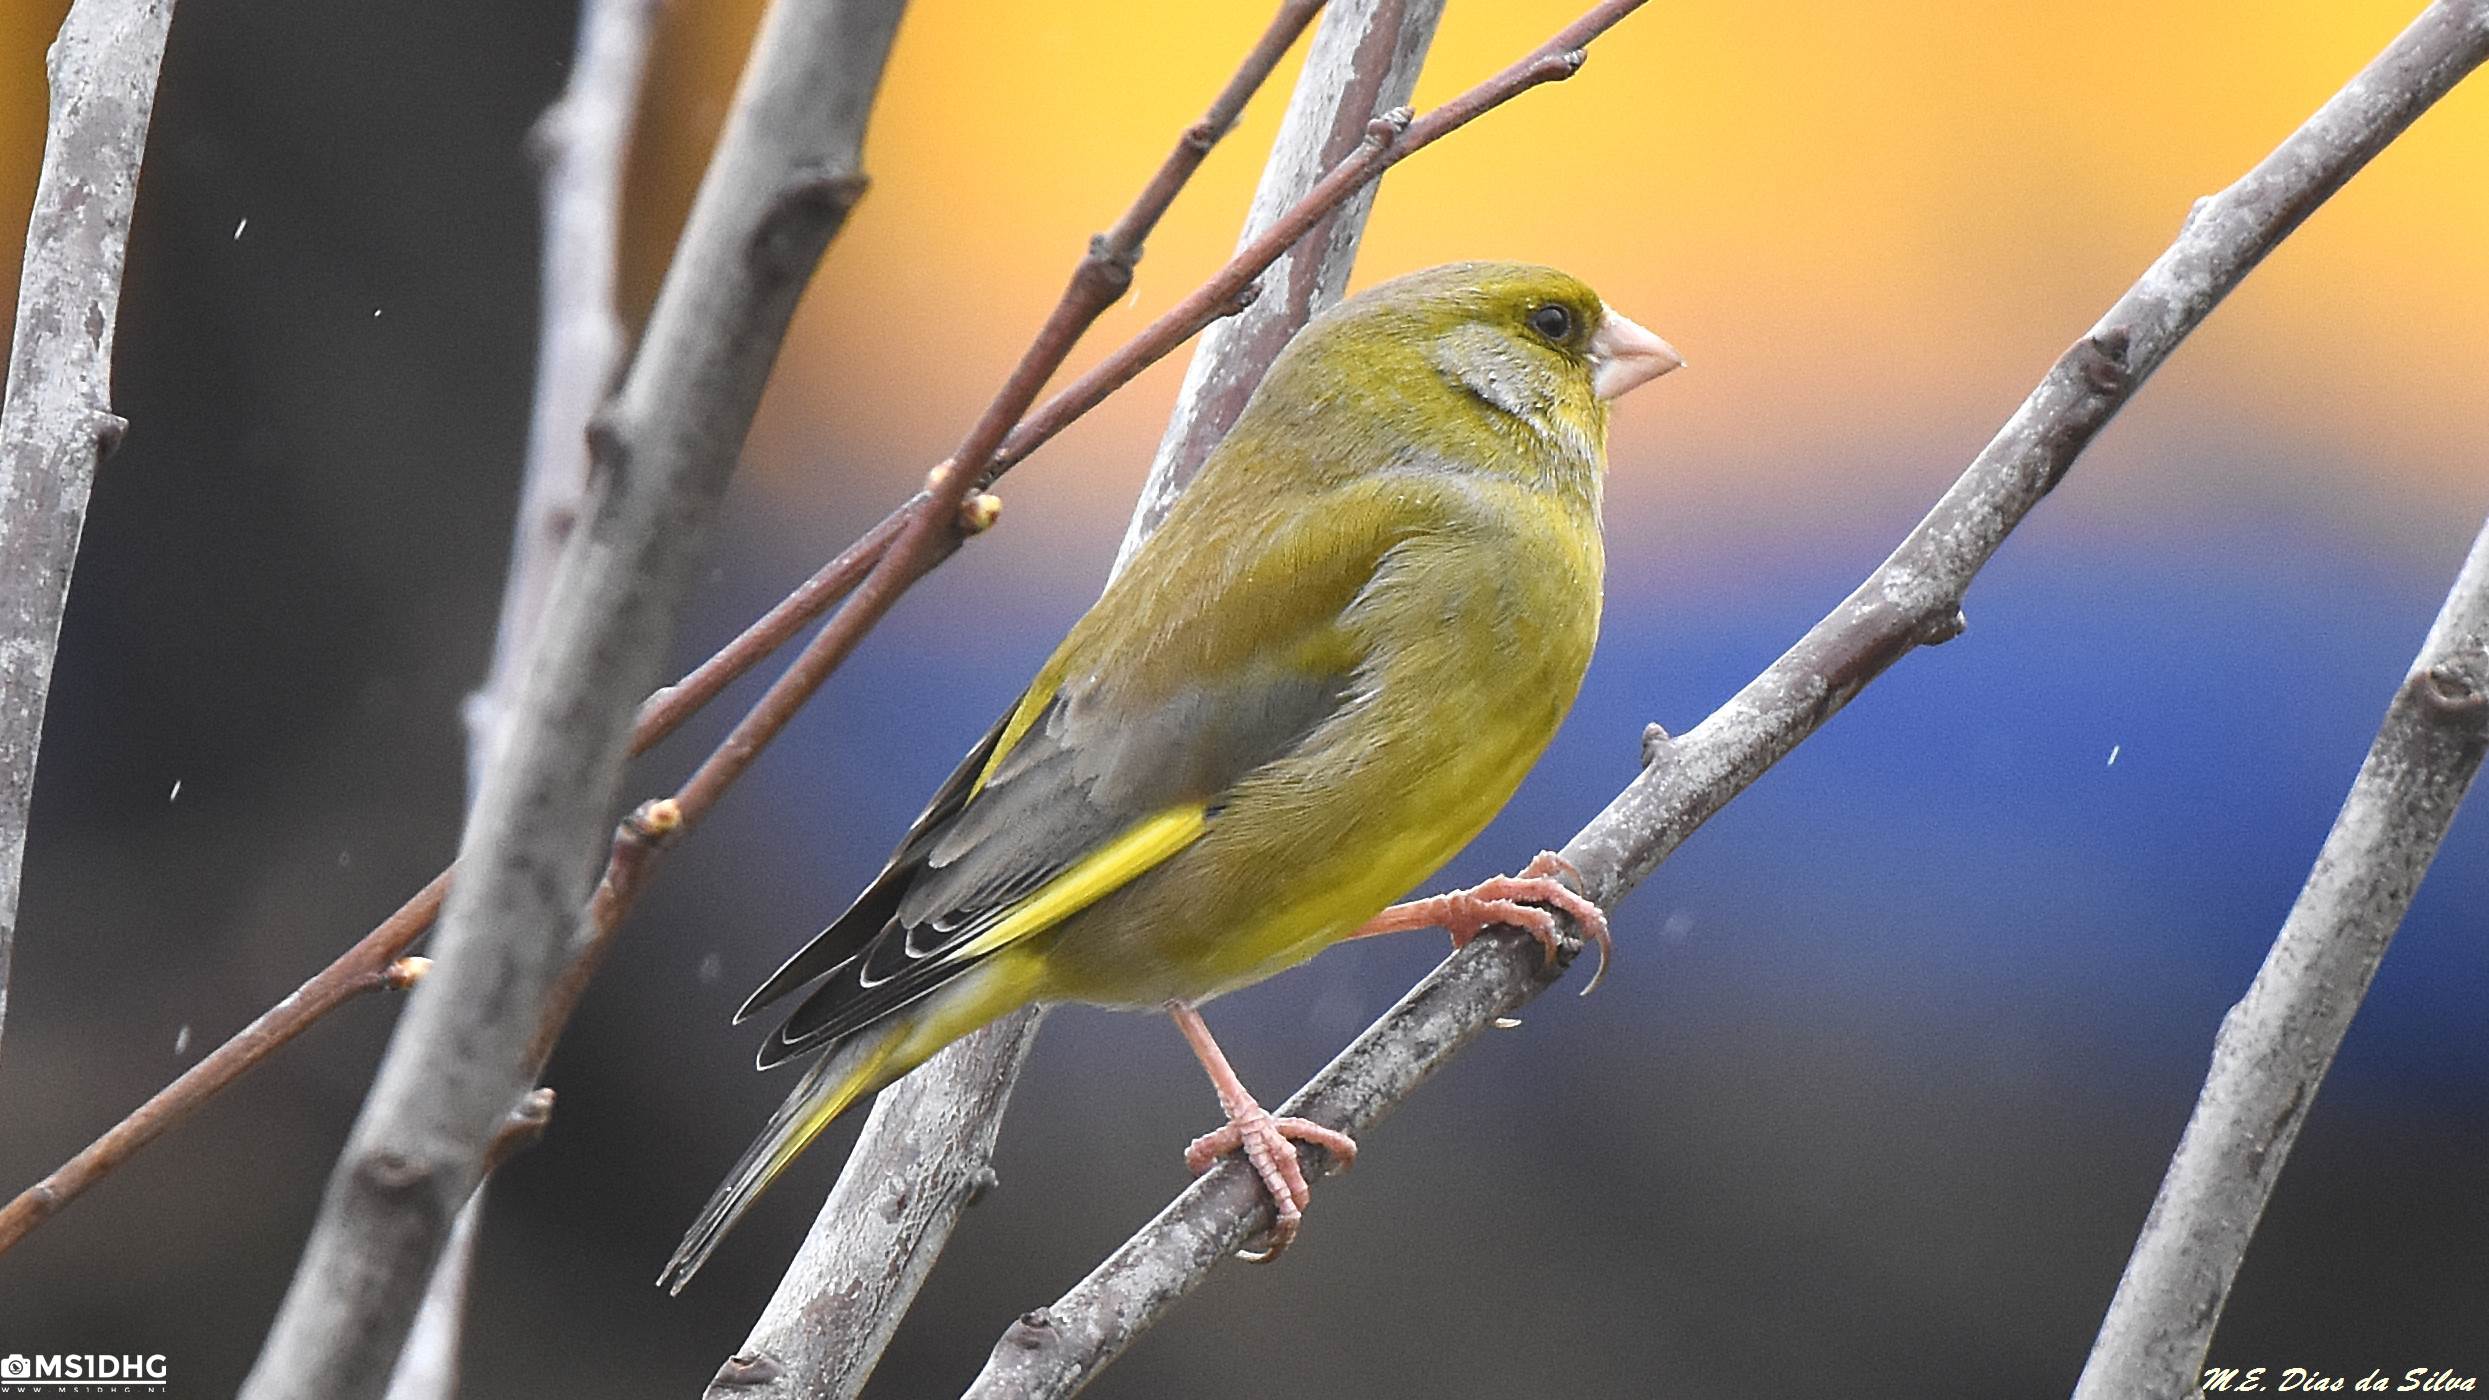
xmin=663 ymin=261 xmax=1680 ymax=1289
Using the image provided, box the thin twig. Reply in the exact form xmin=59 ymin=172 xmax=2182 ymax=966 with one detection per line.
xmin=0 ymin=0 xmax=177 ymax=1056
xmin=681 ymin=0 xmax=1354 ymax=812
xmin=236 ymin=4 xmax=911 ymax=1398
xmin=392 ymin=6 xmax=659 ymax=1395
xmin=631 ymin=513 xmax=902 ymax=736
xmin=702 ymin=3 xmax=1451 ymax=1396
xmin=913 ymin=0 xmax=1331 ymax=539
xmin=1119 ymin=0 xmax=1439 ymax=565
xmin=702 ymin=0 xmax=1651 ymax=733
xmin=962 ymin=6 xmax=2489 ymax=1393
xmin=531 ymin=797 xmax=681 ymax=1069
xmin=0 ymin=519 xmax=903 ymax=1253
xmin=2075 ymin=512 xmax=2489 ymax=1394
xmin=384 ymin=1198 xmax=477 ymax=1400
xmin=0 ymin=873 xmax=446 ymax=1253
xmin=479 ymin=1087 xmax=559 ymax=1179
xmin=385 ymin=1083 xmax=558 ymax=1400
xmin=989 ymin=0 xmax=1646 ymax=495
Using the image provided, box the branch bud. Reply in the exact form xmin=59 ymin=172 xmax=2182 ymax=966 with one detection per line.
xmin=958 ymin=492 xmax=1004 ymax=536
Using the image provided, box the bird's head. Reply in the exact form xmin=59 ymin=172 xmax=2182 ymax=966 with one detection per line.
xmin=1246 ymin=261 xmax=1681 ymax=484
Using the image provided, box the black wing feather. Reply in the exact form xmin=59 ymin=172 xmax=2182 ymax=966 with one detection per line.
xmin=732 ymin=710 xmax=1013 ymax=1025
xmin=748 ymin=664 xmax=1356 ymax=1070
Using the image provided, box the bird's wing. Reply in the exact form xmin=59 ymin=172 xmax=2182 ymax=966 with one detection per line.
xmin=743 ymin=498 xmax=1406 ymax=1068
xmin=731 ymin=712 xmax=1010 ymax=1024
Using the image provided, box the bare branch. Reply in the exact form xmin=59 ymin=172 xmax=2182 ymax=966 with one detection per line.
xmin=987 ymin=0 xmax=1643 ymax=497
xmin=0 ymin=494 xmax=900 ymax=1256
xmin=384 ymin=1086 xmax=556 ymax=1400
xmin=462 ymin=0 xmax=658 ymax=793
xmin=693 ymin=0 xmax=1649 ymax=736
xmin=235 ymin=4 xmax=911 ymax=1397
xmin=701 ymin=2 xmax=1453 ymax=1395
xmin=907 ymin=0 xmax=1330 ymax=543
xmin=961 ymin=6 xmax=2489 ymax=1395
xmin=392 ymin=5 xmax=659 ymax=1395
xmin=384 ymin=1075 xmax=554 ymax=1400
xmin=479 ymin=1086 xmax=559 ymax=1177
xmin=1121 ymin=0 xmax=1450 ymax=563
xmin=0 ymin=947 xmax=431 ymax=1250
xmin=0 ymin=535 xmax=887 ymax=1248
xmin=530 ymin=797 xmax=680 ymax=1069
xmin=0 ymin=0 xmax=175 ymax=1055
xmin=2075 ymin=510 xmax=2489 ymax=1395
xmin=629 ymin=0 xmax=1320 ymax=768
xmin=0 ymin=872 xmax=446 ymax=1253
xmin=630 ymin=512 xmax=904 ymax=741
xmin=383 ymin=1199 xmax=477 ymax=1400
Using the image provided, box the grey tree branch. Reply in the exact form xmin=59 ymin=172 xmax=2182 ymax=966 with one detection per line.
xmin=2074 ymin=513 xmax=2489 ymax=1396
xmin=703 ymin=4 xmax=1444 ymax=1397
xmin=387 ymin=5 xmax=659 ymax=1398
xmin=0 ymin=0 xmax=175 ymax=1058
xmin=237 ymin=3 xmax=910 ymax=1398
xmin=462 ymin=0 xmax=657 ymax=796
xmin=962 ymin=5 xmax=2489 ymax=1394
xmin=381 ymin=1202 xmax=480 ymax=1400
xmin=1115 ymin=0 xmax=1444 ymax=566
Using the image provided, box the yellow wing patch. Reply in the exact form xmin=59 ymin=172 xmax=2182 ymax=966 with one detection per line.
xmin=973 ymin=685 xmax=1057 ymax=797
xmin=941 ymin=806 xmax=1207 ymax=965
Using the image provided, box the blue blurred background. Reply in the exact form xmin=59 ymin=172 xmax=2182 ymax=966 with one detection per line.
xmin=0 ymin=1 xmax=2480 ymax=1396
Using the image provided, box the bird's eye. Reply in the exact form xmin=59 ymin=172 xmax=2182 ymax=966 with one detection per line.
xmin=1528 ymin=303 xmax=1575 ymax=341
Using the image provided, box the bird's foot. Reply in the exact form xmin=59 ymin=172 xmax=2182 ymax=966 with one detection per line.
xmin=1354 ymin=851 xmax=1613 ymax=993
xmin=1184 ymin=1101 xmax=1357 ymax=1262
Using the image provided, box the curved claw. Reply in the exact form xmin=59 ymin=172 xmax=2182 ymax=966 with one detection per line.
xmin=1401 ymin=854 xmax=1613 ymax=994
xmin=1516 ymin=851 xmax=1613 ymax=995
xmin=1183 ymin=1108 xmax=1357 ymax=1261
xmin=1351 ymin=855 xmax=1613 ymax=991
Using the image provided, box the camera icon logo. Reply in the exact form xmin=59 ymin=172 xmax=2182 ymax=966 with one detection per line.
xmin=1 ymin=1354 xmax=29 ymax=1379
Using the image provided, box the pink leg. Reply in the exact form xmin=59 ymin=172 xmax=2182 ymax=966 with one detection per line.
xmin=1349 ymin=850 xmax=1615 ymax=993
xmin=1170 ymin=1001 xmax=1357 ymax=1262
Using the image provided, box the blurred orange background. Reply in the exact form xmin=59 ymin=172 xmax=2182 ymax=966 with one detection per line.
xmin=685 ymin=1 xmax=2488 ymax=532
xmin=7 ymin=2 xmax=2483 ymax=528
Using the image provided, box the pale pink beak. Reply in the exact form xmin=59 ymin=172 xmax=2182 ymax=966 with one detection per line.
xmin=1589 ymin=308 xmax=1684 ymax=400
